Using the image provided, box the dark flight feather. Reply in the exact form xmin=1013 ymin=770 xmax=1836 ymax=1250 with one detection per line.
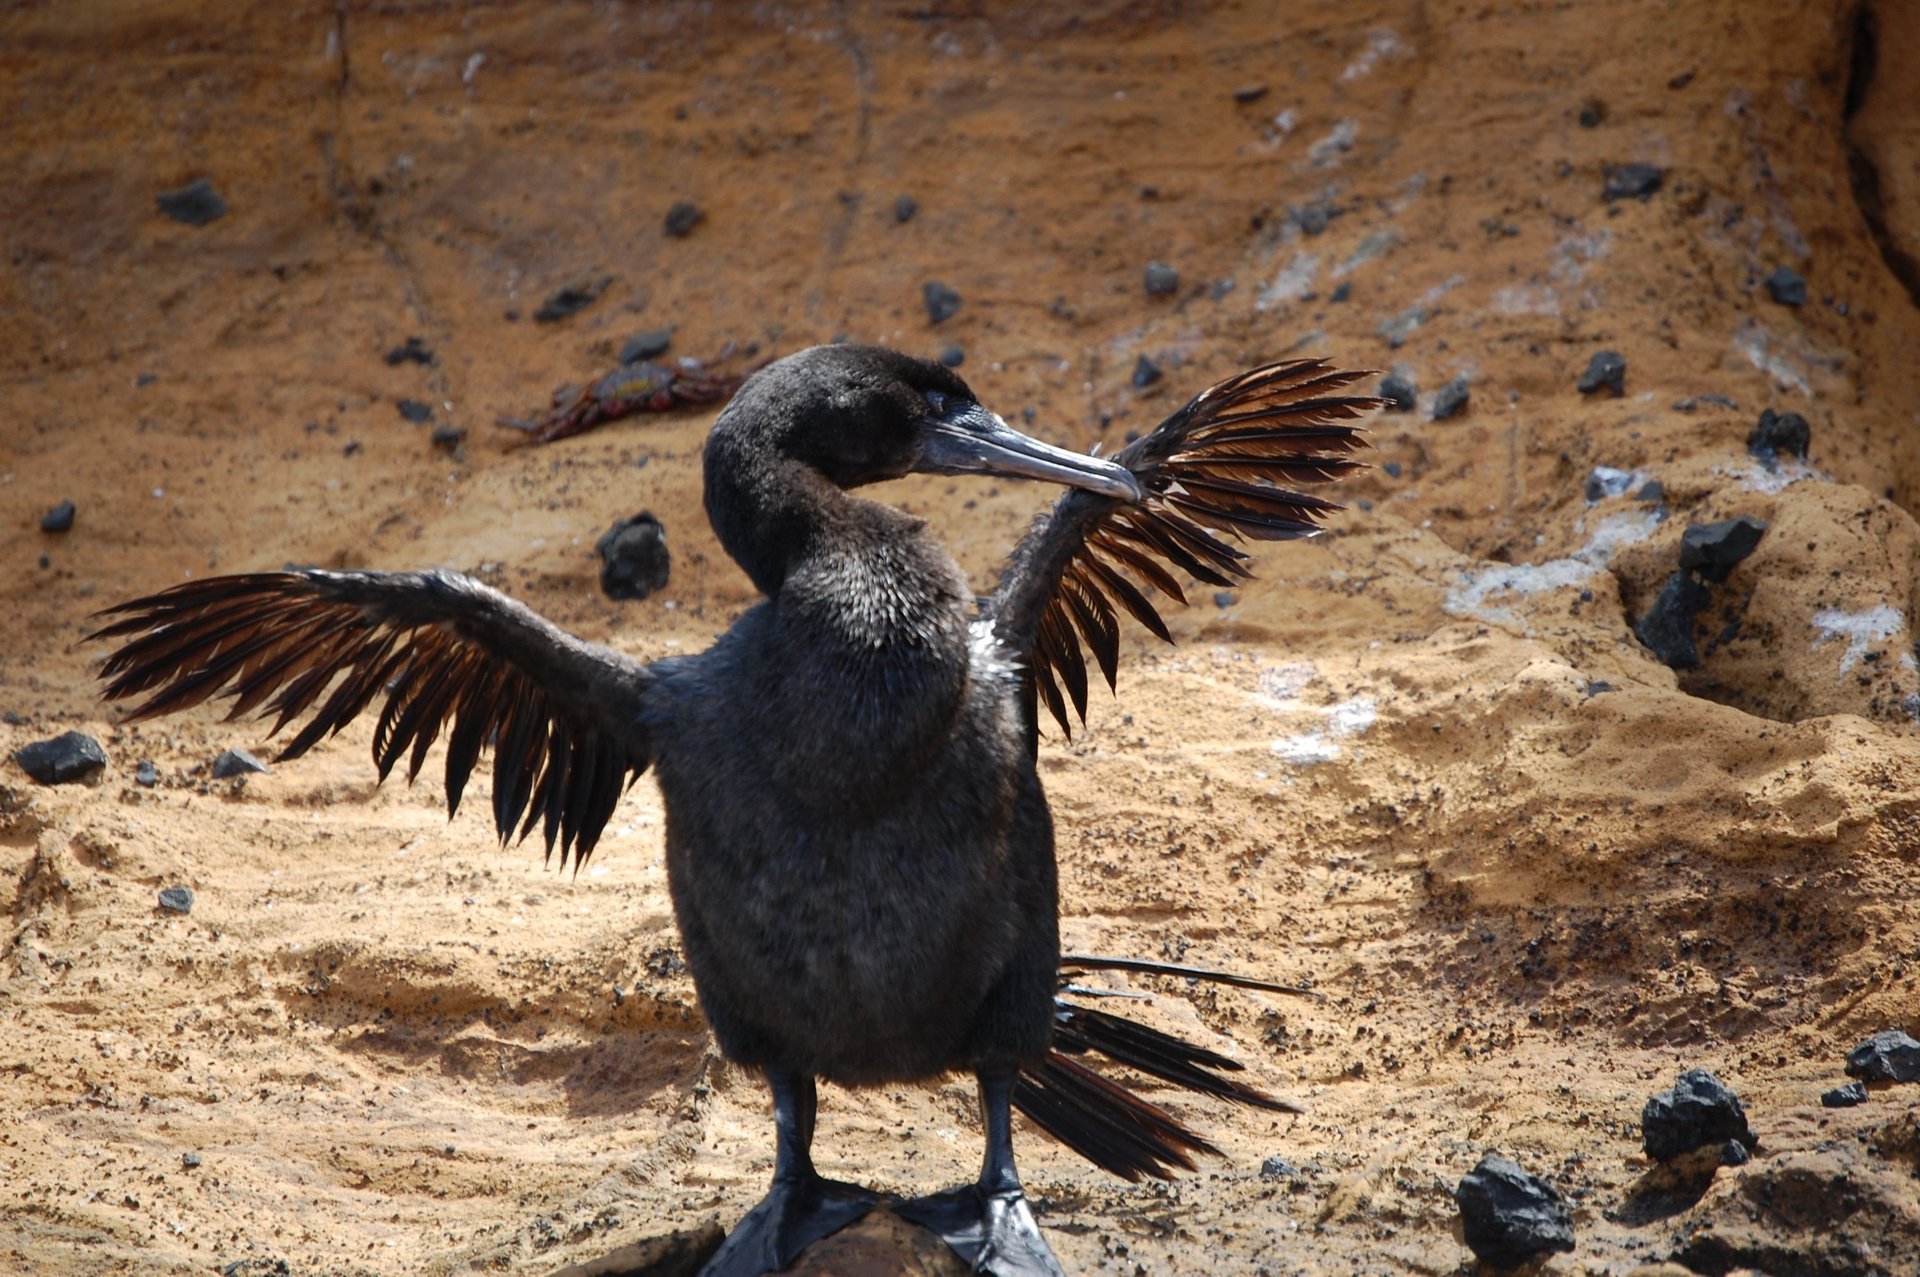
xmin=989 ymin=358 xmax=1377 ymax=739
xmin=90 ymin=569 xmax=653 ymax=869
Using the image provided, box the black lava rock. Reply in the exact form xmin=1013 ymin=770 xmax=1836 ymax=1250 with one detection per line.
xmin=1719 ymin=1139 xmax=1750 ymax=1167
xmin=663 ymin=201 xmax=704 ymax=237
xmin=1845 ymin=1030 xmax=1920 ymax=1083
xmin=1578 ymin=99 xmax=1607 ymax=128
xmin=1679 ymin=517 xmax=1768 ymax=583
xmin=922 ymin=281 xmax=962 ymax=325
xmin=396 ymin=399 xmax=433 ymax=423
xmin=619 ymin=329 xmax=673 ymax=364
xmin=1132 ymin=354 xmax=1163 ymax=389
xmin=158 ymin=886 xmax=195 ymax=914
xmin=1642 ymin=1069 xmax=1757 ymax=1161
xmin=1764 ymin=265 xmax=1807 ymax=307
xmin=1381 ymin=460 xmax=1402 ymax=478
xmin=1747 ymin=408 xmax=1811 ymax=462
xmin=384 ymin=336 xmax=434 ymax=366
xmin=596 ymin=512 xmax=671 ymax=602
xmin=1329 ymin=281 xmax=1351 ymax=303
xmin=430 ymin=425 xmax=468 ymax=452
xmin=1431 ymin=376 xmax=1470 ymax=421
xmin=1821 ymin=1081 xmax=1868 ymax=1108
xmin=1603 ymin=162 xmax=1664 ymax=201
xmin=135 ymin=760 xmax=158 ymax=788
xmin=1635 ymin=571 xmax=1711 ymax=669
xmin=1455 ymin=1154 xmax=1576 ymax=1269
xmin=211 ymin=748 xmax=268 ymax=778
xmin=40 ymin=500 xmax=76 ymax=533
xmin=1377 ymin=374 xmax=1417 ymax=413
xmin=183 ymin=1152 xmax=203 ymax=1169
xmin=1635 ymin=479 xmax=1667 ymax=504
xmin=15 ymin=731 xmax=108 ymax=784
xmin=1143 ymin=261 xmax=1180 ymax=296
xmin=1232 ymin=84 xmax=1270 ymax=104
xmin=937 ymin=345 xmax=965 ymax=368
xmin=534 ymin=275 xmax=611 ymax=323
xmin=1291 ymin=201 xmax=1341 ymax=236
xmin=893 ymin=194 xmax=918 ymax=223
xmin=156 ymin=178 xmax=227 ymax=226
xmin=1578 ymin=350 xmax=1627 ymax=396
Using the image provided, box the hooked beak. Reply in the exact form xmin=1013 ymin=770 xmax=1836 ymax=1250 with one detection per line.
xmin=918 ymin=402 xmax=1143 ymax=502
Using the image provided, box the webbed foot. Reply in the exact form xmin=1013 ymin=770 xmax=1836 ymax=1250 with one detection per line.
xmin=701 ymin=1173 xmax=879 ymax=1276
xmin=897 ymin=1183 xmax=1065 ymax=1277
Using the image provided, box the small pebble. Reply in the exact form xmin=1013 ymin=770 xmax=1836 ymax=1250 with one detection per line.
xmin=135 ymin=760 xmax=158 ymax=788
xmin=1679 ymin=517 xmax=1768 ymax=583
xmin=1329 ymin=282 xmax=1351 ymax=303
xmin=1635 ymin=571 xmax=1710 ymax=669
xmin=1213 ymin=591 xmax=1237 ymax=609
xmin=937 ymin=345 xmax=965 ymax=368
xmin=430 ymin=425 xmax=467 ymax=452
xmin=1602 ymin=162 xmax=1663 ymax=201
xmin=1258 ymin=1155 xmax=1299 ymax=1180
xmin=923 ymin=281 xmax=962 ymax=325
xmin=158 ymin=886 xmax=195 ymax=914
xmin=1132 ymin=354 xmax=1162 ymax=389
xmin=619 ymin=330 xmax=673 ymax=364
xmin=15 ymin=731 xmax=109 ymax=784
xmin=663 ymin=201 xmax=704 ymax=237
xmin=156 ymin=178 xmax=227 ymax=226
xmin=1719 ymin=1139 xmax=1750 ymax=1167
xmin=1845 ymin=1030 xmax=1920 ymax=1083
xmin=1821 ymin=1081 xmax=1868 ymax=1108
xmin=1634 ymin=479 xmax=1666 ymax=504
xmin=40 ymin=500 xmax=76 ymax=533
xmin=1747 ymin=408 xmax=1811 ymax=462
xmin=1454 ymin=1154 xmax=1575 ymax=1268
xmin=1431 ymin=376 xmax=1470 ymax=421
xmin=1585 ymin=680 xmax=1618 ymax=696
xmin=893 ymin=194 xmax=918 ymax=223
xmin=384 ymin=336 xmax=434 ymax=366
xmin=534 ymin=275 xmax=612 ymax=323
xmin=1578 ymin=99 xmax=1607 ymax=127
xmin=1232 ymin=85 xmax=1270 ymax=104
xmin=1764 ymin=265 xmax=1807 ymax=307
xmin=182 ymin=1152 xmax=202 ymax=1169
xmin=1585 ymin=466 xmax=1636 ymax=502
xmin=597 ymin=512 xmax=671 ymax=602
xmin=1381 ymin=460 xmax=1402 ymax=478
xmin=1377 ymin=374 xmax=1417 ymax=413
xmin=1144 ymin=261 xmax=1180 ymax=296
xmin=1290 ymin=202 xmax=1341 ymax=236
xmin=1577 ymin=349 xmax=1627 ymax=396
xmin=211 ymin=748 xmax=268 ymax=779
xmin=1641 ymin=1069 xmax=1756 ymax=1161
xmin=396 ymin=399 xmax=433 ymax=423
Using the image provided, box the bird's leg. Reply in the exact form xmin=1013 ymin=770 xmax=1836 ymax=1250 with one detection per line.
xmin=897 ymin=1069 xmax=1066 ymax=1277
xmin=700 ymin=1069 xmax=878 ymax=1277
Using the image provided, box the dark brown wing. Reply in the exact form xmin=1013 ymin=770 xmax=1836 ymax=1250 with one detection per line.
xmin=90 ymin=569 xmax=654 ymax=869
xmin=1015 ymin=956 xmax=1304 ymax=1181
xmin=987 ymin=358 xmax=1377 ymax=741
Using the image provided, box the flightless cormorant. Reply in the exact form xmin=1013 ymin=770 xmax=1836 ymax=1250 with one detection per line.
xmin=93 ymin=345 xmax=1376 ymax=1276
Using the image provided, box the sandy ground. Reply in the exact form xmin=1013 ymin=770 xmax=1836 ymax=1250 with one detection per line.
xmin=4 ymin=2 xmax=1920 ymax=1274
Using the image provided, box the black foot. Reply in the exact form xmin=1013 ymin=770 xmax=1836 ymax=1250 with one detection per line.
xmin=897 ymin=1184 xmax=1066 ymax=1277
xmin=701 ymin=1174 xmax=879 ymax=1276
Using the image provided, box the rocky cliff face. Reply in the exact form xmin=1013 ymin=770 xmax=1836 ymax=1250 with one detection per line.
xmin=4 ymin=2 xmax=1918 ymax=1273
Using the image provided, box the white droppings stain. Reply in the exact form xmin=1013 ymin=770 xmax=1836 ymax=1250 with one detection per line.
xmin=1257 ymin=252 xmax=1321 ymax=310
xmin=1713 ymin=456 xmax=1825 ymax=495
xmin=1732 ymin=319 xmax=1812 ymax=396
xmin=1271 ymin=697 xmax=1378 ymax=765
xmin=1494 ymin=284 xmax=1560 ymax=316
xmin=1811 ymin=605 xmax=1905 ymax=673
xmin=1444 ymin=510 xmax=1662 ymax=631
xmin=1307 ymin=119 xmax=1359 ymax=168
xmin=1339 ymin=28 xmax=1410 ymax=82
xmin=1255 ymin=662 xmax=1319 ymax=708
xmin=1551 ymin=230 xmax=1612 ymax=283
xmin=1332 ymin=229 xmax=1399 ymax=278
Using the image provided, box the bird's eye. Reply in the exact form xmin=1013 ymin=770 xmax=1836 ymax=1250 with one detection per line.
xmin=923 ymin=389 xmax=948 ymax=415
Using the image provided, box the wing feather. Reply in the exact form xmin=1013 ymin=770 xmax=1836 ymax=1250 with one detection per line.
xmin=91 ymin=569 xmax=654 ymax=869
xmin=988 ymin=359 xmax=1378 ymax=739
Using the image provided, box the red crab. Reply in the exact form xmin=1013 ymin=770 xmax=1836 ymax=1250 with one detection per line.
xmin=497 ymin=345 xmax=763 ymax=446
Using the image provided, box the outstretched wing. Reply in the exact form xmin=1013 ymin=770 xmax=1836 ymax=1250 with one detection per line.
xmin=987 ymin=359 xmax=1377 ymax=740
xmin=91 ymin=569 xmax=655 ymax=869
